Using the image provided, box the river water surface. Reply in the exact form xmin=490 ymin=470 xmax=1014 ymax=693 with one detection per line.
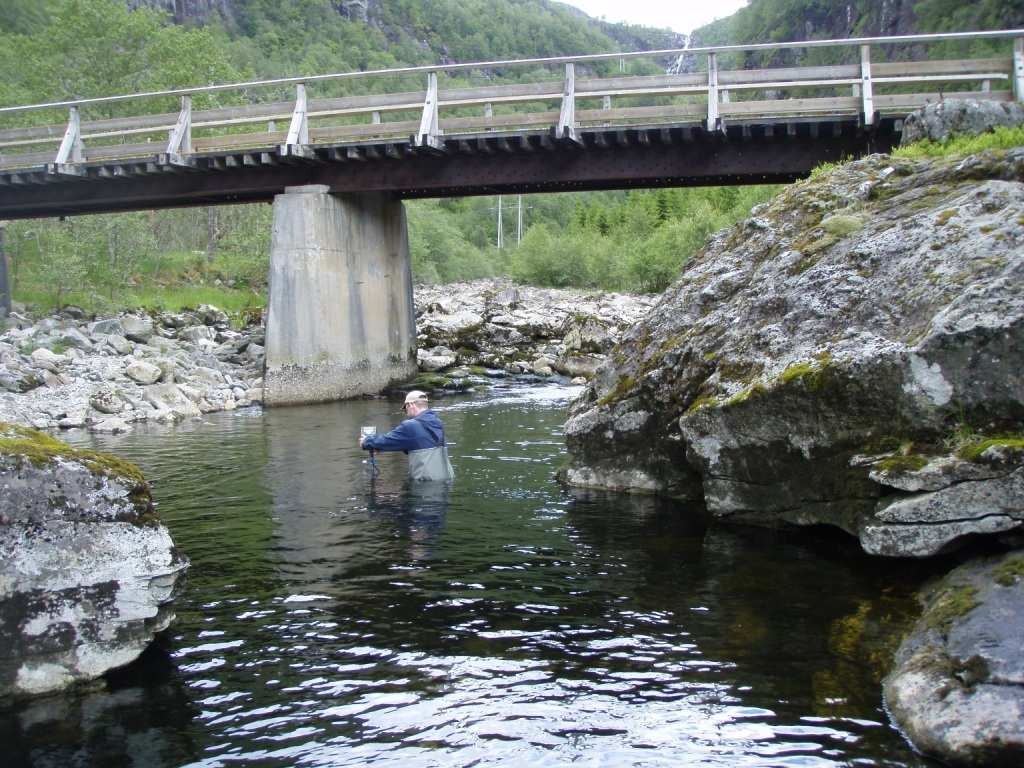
xmin=7 ymin=383 xmax=939 ymax=767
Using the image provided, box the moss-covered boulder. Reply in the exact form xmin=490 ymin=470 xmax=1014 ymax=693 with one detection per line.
xmin=563 ymin=148 xmax=1024 ymax=555
xmin=0 ymin=423 xmax=188 ymax=699
xmin=884 ymin=551 xmax=1024 ymax=766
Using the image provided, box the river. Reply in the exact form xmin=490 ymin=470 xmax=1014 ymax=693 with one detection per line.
xmin=6 ymin=382 xmax=939 ymax=767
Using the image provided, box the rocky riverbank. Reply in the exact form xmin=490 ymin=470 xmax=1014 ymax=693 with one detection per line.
xmin=0 ymin=282 xmax=653 ymax=434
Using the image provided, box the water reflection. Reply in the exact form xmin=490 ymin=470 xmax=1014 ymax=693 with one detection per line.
xmin=6 ymin=385 xmax=938 ymax=767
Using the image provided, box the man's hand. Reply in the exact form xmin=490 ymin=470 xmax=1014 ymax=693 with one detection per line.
xmin=358 ymin=435 xmax=366 ymax=448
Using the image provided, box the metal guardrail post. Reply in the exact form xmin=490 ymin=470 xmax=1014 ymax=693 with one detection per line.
xmin=1015 ymin=37 xmax=1024 ymax=101
xmin=860 ymin=44 xmax=875 ymax=126
xmin=706 ymin=52 xmax=720 ymax=132
xmin=415 ymin=72 xmax=443 ymax=150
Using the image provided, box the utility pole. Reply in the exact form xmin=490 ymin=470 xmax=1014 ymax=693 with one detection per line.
xmin=517 ymin=195 xmax=523 ymax=245
xmin=496 ymin=194 xmax=504 ymax=249
xmin=0 ymin=221 xmax=10 ymax=319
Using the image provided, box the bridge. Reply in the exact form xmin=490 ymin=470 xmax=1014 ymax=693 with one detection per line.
xmin=1 ymin=29 xmax=1021 ymax=405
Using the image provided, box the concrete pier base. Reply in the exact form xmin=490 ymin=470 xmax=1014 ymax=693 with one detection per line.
xmin=264 ymin=186 xmax=417 ymax=406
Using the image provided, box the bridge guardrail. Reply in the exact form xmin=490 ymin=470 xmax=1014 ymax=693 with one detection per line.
xmin=0 ymin=29 xmax=1021 ymax=177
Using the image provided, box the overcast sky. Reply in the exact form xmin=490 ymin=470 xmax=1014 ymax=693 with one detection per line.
xmin=559 ymin=0 xmax=749 ymax=35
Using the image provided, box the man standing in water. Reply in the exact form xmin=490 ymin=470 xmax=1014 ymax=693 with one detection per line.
xmin=359 ymin=390 xmax=455 ymax=481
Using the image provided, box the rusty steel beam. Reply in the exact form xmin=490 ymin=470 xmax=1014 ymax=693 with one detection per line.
xmin=0 ymin=120 xmax=899 ymax=219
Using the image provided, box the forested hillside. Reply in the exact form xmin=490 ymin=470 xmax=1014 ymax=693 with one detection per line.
xmin=0 ymin=0 xmax=1018 ymax=317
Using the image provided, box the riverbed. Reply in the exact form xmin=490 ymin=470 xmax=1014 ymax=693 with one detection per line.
xmin=4 ymin=382 xmax=939 ymax=766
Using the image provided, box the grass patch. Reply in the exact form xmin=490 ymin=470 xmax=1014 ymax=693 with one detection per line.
xmin=821 ymin=213 xmax=864 ymax=237
xmin=893 ymin=125 xmax=1024 ymax=160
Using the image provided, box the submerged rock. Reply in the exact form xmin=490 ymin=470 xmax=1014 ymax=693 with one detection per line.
xmin=0 ymin=423 xmax=188 ymax=699
xmin=884 ymin=551 xmax=1024 ymax=766
xmin=563 ymin=149 xmax=1024 ymax=554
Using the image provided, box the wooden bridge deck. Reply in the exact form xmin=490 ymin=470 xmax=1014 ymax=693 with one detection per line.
xmin=0 ymin=29 xmax=1020 ymax=219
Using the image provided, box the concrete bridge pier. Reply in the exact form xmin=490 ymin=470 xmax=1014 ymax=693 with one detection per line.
xmin=263 ymin=185 xmax=417 ymax=406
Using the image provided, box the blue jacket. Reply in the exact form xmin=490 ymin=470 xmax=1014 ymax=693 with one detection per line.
xmin=362 ymin=410 xmax=447 ymax=453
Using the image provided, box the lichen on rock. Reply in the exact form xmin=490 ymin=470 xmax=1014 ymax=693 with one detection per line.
xmin=884 ymin=552 xmax=1024 ymax=766
xmin=0 ymin=423 xmax=188 ymax=698
xmin=562 ymin=146 xmax=1024 ymax=556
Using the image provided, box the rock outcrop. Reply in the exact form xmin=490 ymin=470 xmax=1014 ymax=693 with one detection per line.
xmin=563 ymin=148 xmax=1024 ymax=556
xmin=884 ymin=552 xmax=1024 ymax=766
xmin=0 ymin=423 xmax=188 ymax=698
xmin=901 ymin=99 xmax=1024 ymax=145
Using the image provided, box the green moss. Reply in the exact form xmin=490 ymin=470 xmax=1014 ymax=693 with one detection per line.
xmin=723 ymin=382 xmax=766 ymax=407
xmin=924 ymin=584 xmax=980 ymax=633
xmin=597 ymin=375 xmax=637 ymax=407
xmin=467 ymin=366 xmax=491 ymax=376
xmin=993 ymin=556 xmax=1024 ymax=587
xmin=0 ymin=422 xmax=146 ymax=486
xmin=862 ymin=435 xmax=904 ymax=455
xmin=718 ymin=360 xmax=764 ymax=383
xmin=893 ymin=125 xmax=1024 ymax=160
xmin=685 ymin=394 xmax=720 ymax=415
xmin=979 ymin=224 xmax=997 ymax=234
xmin=702 ymin=351 xmax=717 ymax=362
xmin=874 ymin=454 xmax=929 ymax=473
xmin=935 ymin=209 xmax=958 ymax=225
xmin=410 ymin=373 xmax=453 ymax=390
xmin=777 ymin=352 xmax=833 ymax=392
xmin=957 ymin=436 xmax=1024 ymax=462
xmin=821 ymin=213 xmax=864 ymax=237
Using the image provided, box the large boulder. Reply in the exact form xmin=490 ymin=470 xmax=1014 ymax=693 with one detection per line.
xmin=902 ymin=99 xmax=1024 ymax=145
xmin=0 ymin=423 xmax=188 ymax=698
xmin=563 ymin=149 xmax=1024 ymax=553
xmin=884 ymin=551 xmax=1024 ymax=766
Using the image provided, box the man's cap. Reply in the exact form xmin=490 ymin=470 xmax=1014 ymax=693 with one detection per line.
xmin=404 ymin=390 xmax=428 ymax=405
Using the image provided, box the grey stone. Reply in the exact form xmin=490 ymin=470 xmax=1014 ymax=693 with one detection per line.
xmin=190 ymin=366 xmax=225 ymax=387
xmin=884 ymin=551 xmax=1024 ymax=766
xmin=88 ymin=318 xmax=126 ymax=337
xmin=120 ymin=315 xmax=154 ymax=343
xmin=29 ymin=348 xmax=66 ymax=373
xmin=562 ymin=149 xmax=1024 ymax=553
xmin=124 ymin=360 xmax=162 ymax=385
xmin=563 ymin=315 xmax=613 ymax=353
xmin=178 ymin=325 xmax=215 ymax=343
xmin=860 ymin=468 xmax=1024 ymax=557
xmin=902 ymin=99 xmax=1024 ymax=145
xmin=55 ymin=327 xmax=93 ymax=351
xmin=142 ymin=383 xmax=201 ymax=421
xmin=0 ymin=427 xmax=187 ymax=698
xmin=105 ymin=334 xmax=132 ymax=356
xmin=92 ymin=417 xmax=128 ymax=433
xmin=194 ymin=304 xmax=229 ymax=327
xmin=89 ymin=386 xmax=124 ymax=415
